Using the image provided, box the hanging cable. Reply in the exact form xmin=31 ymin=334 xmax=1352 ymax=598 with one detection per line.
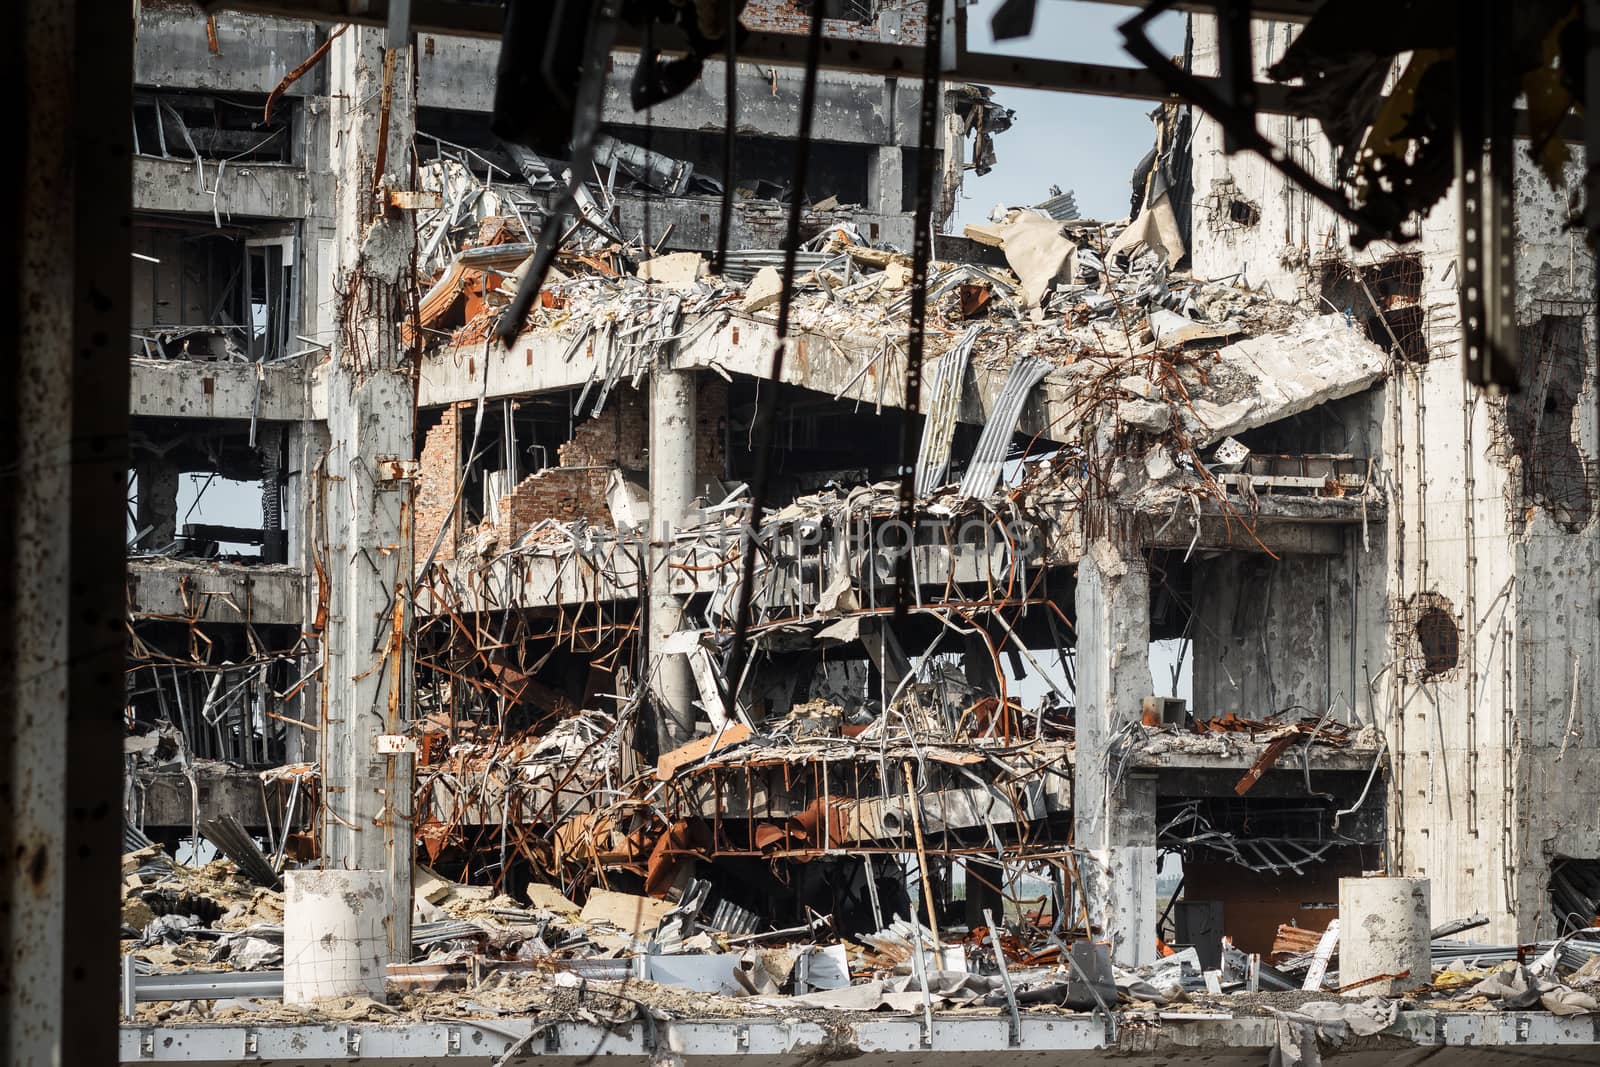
xmin=720 ymin=2 xmax=826 ymax=722
xmin=893 ymin=0 xmax=945 ymax=622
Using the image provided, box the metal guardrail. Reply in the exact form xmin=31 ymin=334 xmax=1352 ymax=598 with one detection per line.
xmin=122 ymin=957 xmax=285 ymax=1018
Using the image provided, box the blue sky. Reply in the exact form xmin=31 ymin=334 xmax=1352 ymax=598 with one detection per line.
xmin=951 ymin=0 xmax=1189 ymax=226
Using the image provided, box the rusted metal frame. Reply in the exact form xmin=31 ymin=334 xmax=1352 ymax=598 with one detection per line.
xmin=932 ymin=607 xmax=1009 ymax=738
xmin=683 ymin=840 xmax=1081 ymax=862
xmin=739 ymin=594 xmax=1054 ymax=635
xmin=264 ymin=22 xmax=347 ymax=124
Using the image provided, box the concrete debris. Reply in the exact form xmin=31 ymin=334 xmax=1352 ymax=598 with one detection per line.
xmin=638 ymin=251 xmax=707 ymax=289
xmin=1118 ymin=398 xmax=1171 ymax=433
xmin=963 ymin=209 xmax=1078 ymax=308
xmin=741 ymin=265 xmax=784 ymax=312
xmin=92 ymin=6 xmax=1600 ymax=1064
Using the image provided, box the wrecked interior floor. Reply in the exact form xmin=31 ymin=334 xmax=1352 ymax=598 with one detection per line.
xmin=121 ymin=194 xmax=1597 ymax=1062
xmin=104 ymin=5 xmax=1600 ymax=1067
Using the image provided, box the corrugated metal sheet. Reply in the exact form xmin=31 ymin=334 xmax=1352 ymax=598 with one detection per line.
xmin=957 ymin=356 xmax=1052 ymax=500
xmin=913 ymin=326 xmax=982 ymax=496
xmin=717 ymin=250 xmax=834 ymax=283
xmin=1033 ymin=190 xmax=1080 ymax=222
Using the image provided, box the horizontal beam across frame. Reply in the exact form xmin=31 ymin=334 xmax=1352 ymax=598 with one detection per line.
xmin=209 ymin=1 xmax=1580 ymax=141
xmin=210 ymin=0 xmax=1313 ymax=110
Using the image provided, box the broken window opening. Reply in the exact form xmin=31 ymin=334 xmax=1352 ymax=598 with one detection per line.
xmin=1317 ymin=253 xmax=1428 ymax=362
xmin=1505 ymin=314 xmax=1594 ymax=531
xmin=133 ymin=89 xmax=294 ymax=164
xmin=1150 ymin=637 xmax=1194 ymax=705
xmin=125 ymin=621 xmax=306 ymax=769
xmin=131 ymin=216 xmax=300 ymax=362
xmin=809 ymin=0 xmax=876 ymax=24
xmin=1203 ymin=177 xmax=1262 ymax=234
xmin=724 ymin=381 xmax=958 ymax=499
xmin=245 ymin=236 xmax=296 ymax=361
xmin=130 ymin=422 xmax=287 ymax=562
xmin=1550 ymin=857 xmax=1600 ymax=934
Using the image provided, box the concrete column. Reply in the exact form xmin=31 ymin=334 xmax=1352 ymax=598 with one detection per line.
xmin=648 ymin=366 xmax=698 ymax=748
xmin=1073 ymin=538 xmax=1156 ymax=966
xmin=137 ymin=460 xmax=181 ymax=547
xmin=286 ymin=418 xmax=329 ymax=766
xmin=8 ymin=0 xmax=130 ymax=1059
xmin=961 ymin=631 xmax=1000 ymax=699
xmin=284 ymin=870 xmax=388 ymax=1003
xmin=964 ymin=859 xmax=1005 ymax=931
xmin=319 ymin=25 xmax=415 ymax=964
xmin=1339 ymin=877 xmax=1430 ymax=995
xmin=869 ymin=145 xmax=904 ymax=217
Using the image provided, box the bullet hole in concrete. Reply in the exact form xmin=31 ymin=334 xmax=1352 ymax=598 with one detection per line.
xmin=1508 ymin=315 xmax=1592 ymax=531
xmin=1413 ymin=606 xmax=1459 ymax=678
xmin=1396 ymin=592 xmax=1459 ymax=680
xmin=1318 ymin=254 xmax=1428 ymax=362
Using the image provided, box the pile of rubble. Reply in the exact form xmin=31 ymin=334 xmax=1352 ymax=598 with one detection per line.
xmin=122 ymin=834 xmax=1600 ymax=1053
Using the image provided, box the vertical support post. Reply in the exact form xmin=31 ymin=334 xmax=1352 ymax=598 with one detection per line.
xmin=1073 ymin=538 xmax=1157 ymax=966
xmin=6 ymin=0 xmax=130 ymax=1061
xmin=319 ymin=23 xmax=416 ymax=967
xmin=648 ymin=365 xmax=698 ymax=747
xmin=964 ymin=858 xmax=1005 ymax=931
xmin=136 ymin=460 xmax=181 ymax=547
xmin=287 ymin=418 xmax=329 ymax=766
xmin=869 ymin=144 xmax=904 ymax=219
xmin=1456 ymin=0 xmax=1520 ymax=390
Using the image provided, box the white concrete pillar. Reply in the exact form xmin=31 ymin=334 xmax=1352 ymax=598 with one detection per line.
xmin=1339 ymin=877 xmax=1431 ymax=995
xmin=1073 ymin=538 xmax=1156 ymax=966
xmin=284 ymin=870 xmax=389 ymax=1003
xmin=649 ymin=366 xmax=698 ymax=747
xmin=1073 ymin=539 xmax=1151 ymax=753
xmin=869 ymin=145 xmax=904 ymax=218
xmin=319 ymin=25 xmax=415 ymax=963
xmin=286 ymin=419 xmax=328 ymax=766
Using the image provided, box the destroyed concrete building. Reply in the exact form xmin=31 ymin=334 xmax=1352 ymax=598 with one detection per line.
xmin=9 ymin=0 xmax=1598 ymax=1063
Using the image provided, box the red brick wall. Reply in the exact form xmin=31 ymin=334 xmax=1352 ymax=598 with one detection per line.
xmin=415 ymin=404 xmax=461 ymax=562
xmin=418 ymin=376 xmax=732 ymax=550
xmin=490 ymin=468 xmax=613 ymax=537
xmin=558 ymin=388 xmax=648 ymax=470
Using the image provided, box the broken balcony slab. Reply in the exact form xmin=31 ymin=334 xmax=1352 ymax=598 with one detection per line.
xmin=414 ymin=314 xmax=1054 ymax=438
xmin=132 ymin=155 xmax=330 ymax=221
xmin=131 ymin=356 xmax=314 ymax=422
xmin=1179 ymin=315 xmax=1388 ymax=446
xmin=1137 ymin=496 xmax=1386 ymax=557
xmin=1132 ymin=740 xmax=1385 ymax=777
xmin=127 ymin=559 xmax=305 ymax=627
xmin=412 ymin=483 xmax=1380 ymax=621
xmin=415 ymin=544 xmax=646 ymax=615
xmin=130 ymin=762 xmax=270 ymax=831
xmin=415 ymin=293 xmax=1387 ymax=485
